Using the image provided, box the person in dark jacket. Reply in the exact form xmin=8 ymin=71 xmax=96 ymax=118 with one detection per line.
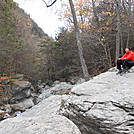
xmin=117 ymin=47 xmax=132 ymax=74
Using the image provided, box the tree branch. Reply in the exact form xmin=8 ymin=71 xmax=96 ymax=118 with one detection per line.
xmin=42 ymin=0 xmax=57 ymax=7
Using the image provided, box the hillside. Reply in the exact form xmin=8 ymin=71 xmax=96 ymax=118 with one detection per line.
xmin=0 ymin=0 xmax=50 ymax=83
xmin=0 ymin=67 xmax=134 ymax=134
xmin=16 ymin=8 xmax=49 ymax=51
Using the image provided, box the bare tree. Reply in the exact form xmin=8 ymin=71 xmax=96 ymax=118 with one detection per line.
xmin=91 ymin=0 xmax=100 ymax=28
xmin=115 ymin=0 xmax=121 ymax=61
xmin=126 ymin=0 xmax=132 ymax=47
xmin=68 ymin=0 xmax=89 ymax=81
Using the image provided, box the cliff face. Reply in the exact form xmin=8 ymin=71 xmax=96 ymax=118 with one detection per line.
xmin=0 ymin=67 xmax=134 ymax=134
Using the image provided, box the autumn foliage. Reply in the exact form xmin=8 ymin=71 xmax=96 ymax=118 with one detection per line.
xmin=55 ymin=0 xmax=134 ymax=75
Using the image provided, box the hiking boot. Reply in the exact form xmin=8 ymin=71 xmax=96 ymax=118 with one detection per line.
xmin=116 ymin=70 xmax=122 ymax=75
xmin=120 ymin=68 xmax=130 ymax=75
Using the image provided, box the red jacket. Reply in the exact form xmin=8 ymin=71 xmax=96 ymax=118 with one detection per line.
xmin=125 ymin=52 xmax=134 ymax=62
xmin=119 ymin=51 xmax=132 ymax=60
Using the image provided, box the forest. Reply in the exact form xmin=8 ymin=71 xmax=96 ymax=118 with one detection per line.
xmin=0 ymin=0 xmax=134 ymax=84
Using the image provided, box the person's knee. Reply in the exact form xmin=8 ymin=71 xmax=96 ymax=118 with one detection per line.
xmin=117 ymin=60 xmax=120 ymax=63
xmin=117 ymin=60 xmax=122 ymax=64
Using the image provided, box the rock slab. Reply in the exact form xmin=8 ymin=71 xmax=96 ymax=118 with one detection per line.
xmin=62 ymin=67 xmax=134 ymax=134
xmin=0 ymin=95 xmax=81 ymax=134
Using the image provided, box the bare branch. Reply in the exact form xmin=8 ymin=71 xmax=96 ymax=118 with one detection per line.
xmin=42 ymin=0 xmax=57 ymax=7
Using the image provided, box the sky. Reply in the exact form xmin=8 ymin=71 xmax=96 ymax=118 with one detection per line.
xmin=13 ymin=0 xmax=64 ymax=38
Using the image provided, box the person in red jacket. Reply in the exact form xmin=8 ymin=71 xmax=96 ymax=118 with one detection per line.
xmin=117 ymin=47 xmax=132 ymax=74
xmin=123 ymin=46 xmax=134 ymax=70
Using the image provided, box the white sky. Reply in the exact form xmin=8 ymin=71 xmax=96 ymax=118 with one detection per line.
xmin=13 ymin=0 xmax=64 ymax=38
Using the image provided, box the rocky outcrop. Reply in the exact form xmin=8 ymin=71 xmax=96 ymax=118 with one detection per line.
xmin=0 ymin=95 xmax=81 ymax=134
xmin=61 ymin=67 xmax=134 ymax=134
xmin=0 ymin=75 xmax=37 ymax=120
xmin=1 ymin=68 xmax=134 ymax=134
xmin=9 ymin=80 xmax=35 ymax=110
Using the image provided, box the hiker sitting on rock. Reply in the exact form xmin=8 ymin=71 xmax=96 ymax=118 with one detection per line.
xmin=123 ymin=46 xmax=134 ymax=71
xmin=117 ymin=47 xmax=132 ymax=74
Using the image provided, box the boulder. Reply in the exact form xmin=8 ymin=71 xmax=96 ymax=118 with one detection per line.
xmin=12 ymin=81 xmax=33 ymax=92
xmin=0 ymin=75 xmax=38 ymax=120
xmin=0 ymin=95 xmax=81 ymax=134
xmin=11 ymin=88 xmax=32 ymax=101
xmin=9 ymin=81 xmax=34 ymax=104
xmin=52 ymin=80 xmax=61 ymax=85
xmin=1 ymin=80 xmax=36 ymax=112
xmin=50 ymin=82 xmax=73 ymax=95
xmin=61 ymin=67 xmax=134 ymax=134
xmin=69 ymin=77 xmax=85 ymax=85
xmin=76 ymin=78 xmax=86 ymax=85
xmin=11 ymin=97 xmax=34 ymax=110
xmin=36 ymin=81 xmax=73 ymax=104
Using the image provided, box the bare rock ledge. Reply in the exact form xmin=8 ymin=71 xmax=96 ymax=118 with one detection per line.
xmin=61 ymin=67 xmax=134 ymax=134
xmin=0 ymin=95 xmax=81 ymax=134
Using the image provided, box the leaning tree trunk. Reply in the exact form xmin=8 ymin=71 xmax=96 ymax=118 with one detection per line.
xmin=69 ymin=0 xmax=89 ymax=81
xmin=116 ymin=0 xmax=121 ymax=62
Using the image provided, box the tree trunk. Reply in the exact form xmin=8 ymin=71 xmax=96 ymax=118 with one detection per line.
xmin=115 ymin=0 xmax=121 ymax=61
xmin=69 ymin=0 xmax=90 ymax=81
xmin=91 ymin=0 xmax=100 ymax=28
xmin=120 ymin=32 xmax=123 ymax=55
xmin=126 ymin=0 xmax=132 ymax=47
xmin=126 ymin=32 xmax=130 ymax=47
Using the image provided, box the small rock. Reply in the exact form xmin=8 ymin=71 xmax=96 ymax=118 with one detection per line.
xmin=52 ymin=80 xmax=61 ymax=85
xmin=14 ymin=111 xmax=21 ymax=116
xmin=76 ymin=78 xmax=85 ymax=85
